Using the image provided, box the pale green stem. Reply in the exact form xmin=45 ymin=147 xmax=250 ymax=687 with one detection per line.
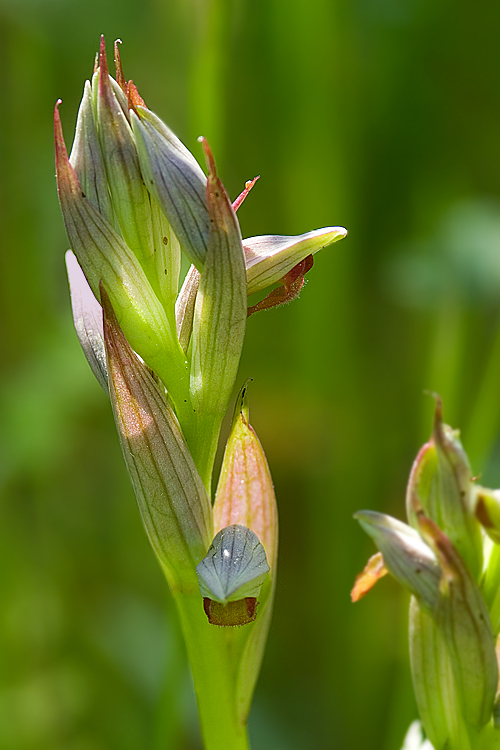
xmin=173 ymin=589 xmax=251 ymax=750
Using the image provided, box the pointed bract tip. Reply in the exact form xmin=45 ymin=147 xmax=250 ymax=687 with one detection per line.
xmin=198 ymin=136 xmax=217 ymax=176
xmin=232 ymin=378 xmax=253 ymax=429
xmin=127 ymin=80 xmax=146 ymax=108
xmin=54 ymin=99 xmax=69 ymax=163
xmin=114 ymin=38 xmax=126 ymax=92
xmin=99 ymin=34 xmax=109 ymax=83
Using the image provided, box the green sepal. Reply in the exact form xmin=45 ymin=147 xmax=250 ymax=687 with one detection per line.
xmin=432 ymin=399 xmax=483 ymax=580
xmin=130 ymin=106 xmax=209 ymax=270
xmin=188 ymin=139 xmax=247 ymax=485
xmin=69 ymin=79 xmax=113 ymax=223
xmin=418 ymin=514 xmax=497 ymax=730
xmin=96 ymin=39 xmax=160 ymax=283
xmin=102 ymin=287 xmax=213 ymax=590
xmin=409 ymin=597 xmax=472 ymax=750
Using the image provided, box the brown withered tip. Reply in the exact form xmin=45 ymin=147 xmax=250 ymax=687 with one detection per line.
xmin=54 ymin=100 xmax=69 ymax=165
xmin=198 ymin=136 xmax=217 ymax=177
xmin=351 ymin=552 xmax=388 ymax=602
xmin=127 ymin=80 xmax=146 ymax=109
xmin=114 ymin=39 xmax=127 ymax=92
xmin=54 ymin=100 xmax=83 ymax=198
xmin=203 ymin=597 xmax=259 ymax=627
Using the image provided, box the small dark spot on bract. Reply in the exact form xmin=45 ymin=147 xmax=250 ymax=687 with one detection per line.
xmin=164 ymin=269 xmax=167 ymax=274
xmin=163 ymin=236 xmax=168 ymax=245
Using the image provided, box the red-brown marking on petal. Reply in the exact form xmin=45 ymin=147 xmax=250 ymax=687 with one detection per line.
xmin=247 ymin=254 xmax=314 ymax=317
xmin=351 ymin=552 xmax=388 ymax=602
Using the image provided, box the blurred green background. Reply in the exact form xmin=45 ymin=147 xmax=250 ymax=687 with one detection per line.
xmin=2 ymin=0 xmax=500 ymax=747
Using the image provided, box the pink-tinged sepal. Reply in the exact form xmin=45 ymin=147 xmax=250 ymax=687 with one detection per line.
xmin=65 ymin=250 xmax=108 ymax=393
xmin=213 ymin=381 xmax=278 ymax=573
xmin=211 ymin=382 xmax=278 ymax=717
xmin=102 ymin=286 xmax=212 ymax=590
xmin=244 ymin=226 xmax=346 ymax=296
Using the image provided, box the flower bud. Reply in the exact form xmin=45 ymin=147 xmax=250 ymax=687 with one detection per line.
xmin=406 ymin=399 xmax=483 ymax=581
xmin=212 ymin=381 xmax=278 ymax=718
xmin=55 ymin=101 xmax=189 ymax=412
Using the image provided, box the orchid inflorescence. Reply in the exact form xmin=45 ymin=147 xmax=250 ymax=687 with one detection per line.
xmin=354 ymin=397 xmax=500 ymax=750
xmin=55 ymin=36 xmax=346 ymax=749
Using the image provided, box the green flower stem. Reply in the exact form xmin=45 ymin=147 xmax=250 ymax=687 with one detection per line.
xmin=172 ymin=588 xmax=251 ymax=750
xmin=183 ymin=413 xmax=222 ymax=494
